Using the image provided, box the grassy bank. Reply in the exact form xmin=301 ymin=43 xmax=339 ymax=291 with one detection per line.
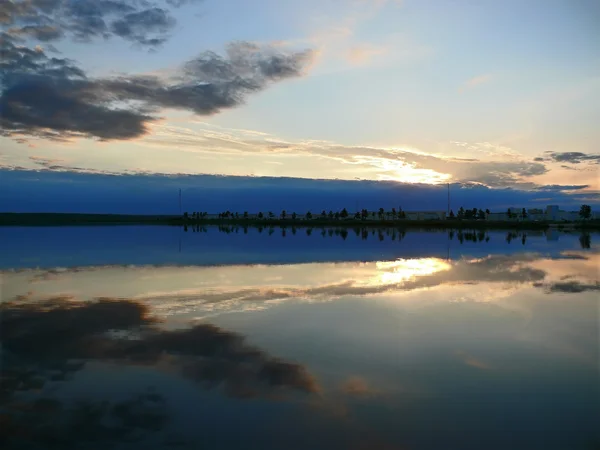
xmin=2 ymin=213 xmax=599 ymax=230
xmin=0 ymin=213 xmax=180 ymax=226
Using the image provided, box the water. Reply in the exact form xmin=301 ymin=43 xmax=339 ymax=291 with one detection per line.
xmin=1 ymin=226 xmax=598 ymax=449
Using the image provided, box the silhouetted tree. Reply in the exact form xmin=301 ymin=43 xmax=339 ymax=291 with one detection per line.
xmin=521 ymin=208 xmax=527 ymax=220
xmin=183 ymin=212 xmax=189 ymax=220
xmin=329 ymin=211 xmax=334 ymax=219
xmin=268 ymin=211 xmax=275 ymax=219
xmin=371 ymin=212 xmax=376 ymax=219
xmin=258 ymin=212 xmax=264 ymax=219
xmin=291 ymin=212 xmax=297 ymax=220
xmin=478 ymin=209 xmax=486 ymax=220
xmin=321 ymin=210 xmax=327 ymax=218
xmin=449 ymin=210 xmax=455 ymax=219
xmin=392 ymin=208 xmax=397 ymax=219
xmin=506 ymin=208 xmax=512 ymax=220
xmin=579 ymin=204 xmax=592 ymax=220
xmin=306 ymin=211 xmax=313 ymax=219
xmin=334 ymin=211 xmax=340 ymax=220
xmin=243 ymin=211 xmax=249 ymax=219
xmin=485 ymin=209 xmax=490 ymax=215
xmin=281 ymin=210 xmax=287 ymax=220
xmin=378 ymin=208 xmax=385 ymax=219
xmin=458 ymin=207 xmax=465 ymax=219
xmin=340 ymin=208 xmax=348 ymax=218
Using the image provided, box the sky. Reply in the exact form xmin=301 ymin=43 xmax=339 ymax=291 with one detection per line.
xmin=1 ymin=0 xmax=599 ymax=213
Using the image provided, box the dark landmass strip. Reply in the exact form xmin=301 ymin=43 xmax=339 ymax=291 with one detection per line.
xmin=1 ymin=213 xmax=599 ymax=230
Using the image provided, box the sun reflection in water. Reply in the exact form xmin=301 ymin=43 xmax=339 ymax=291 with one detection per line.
xmin=373 ymin=258 xmax=452 ymax=286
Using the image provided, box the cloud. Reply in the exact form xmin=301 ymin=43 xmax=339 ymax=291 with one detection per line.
xmin=455 ymin=350 xmax=491 ymax=370
xmin=460 ymin=74 xmax=492 ymax=92
xmin=110 ymin=7 xmax=175 ymax=46
xmin=2 ymin=168 xmax=597 ymax=215
xmin=345 ymin=44 xmax=387 ymax=65
xmin=534 ymin=281 xmax=600 ymax=294
xmin=340 ymin=376 xmax=378 ymax=397
xmin=7 ymin=24 xmax=64 ymax=41
xmin=1 ymin=296 xmax=321 ymax=400
xmin=535 ymin=184 xmax=589 ymax=191
xmin=2 ymin=392 xmax=171 ymax=448
xmin=0 ymin=37 xmax=315 ymax=140
xmin=1 ymin=0 xmax=204 ymax=47
xmin=541 ymin=151 xmax=600 ymax=165
xmin=134 ymin=123 xmax=553 ymax=188
xmin=13 ymin=254 xmax=551 ymax=319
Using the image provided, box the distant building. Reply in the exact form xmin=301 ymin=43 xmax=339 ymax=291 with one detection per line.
xmin=546 ymin=205 xmax=560 ymax=221
xmin=405 ymin=211 xmax=446 ymax=220
xmin=528 ymin=208 xmax=545 ymax=221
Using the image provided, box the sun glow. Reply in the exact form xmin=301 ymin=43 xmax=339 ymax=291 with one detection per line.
xmin=373 ymin=258 xmax=452 ymax=285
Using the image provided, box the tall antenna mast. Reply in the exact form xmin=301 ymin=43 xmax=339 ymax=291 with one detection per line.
xmin=179 ymin=188 xmax=182 ymax=215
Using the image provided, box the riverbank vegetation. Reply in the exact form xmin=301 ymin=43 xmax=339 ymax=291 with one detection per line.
xmin=2 ymin=212 xmax=599 ymax=230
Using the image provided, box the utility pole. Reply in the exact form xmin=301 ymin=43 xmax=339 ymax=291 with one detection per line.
xmin=179 ymin=188 xmax=182 ymax=215
xmin=447 ymin=183 xmax=450 ymax=216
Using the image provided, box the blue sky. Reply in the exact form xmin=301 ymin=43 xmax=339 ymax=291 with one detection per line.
xmin=1 ymin=0 xmax=599 ymax=212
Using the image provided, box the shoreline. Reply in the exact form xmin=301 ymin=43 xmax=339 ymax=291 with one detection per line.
xmin=1 ymin=213 xmax=599 ymax=230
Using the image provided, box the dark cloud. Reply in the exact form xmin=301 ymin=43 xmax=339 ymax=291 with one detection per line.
xmin=542 ymin=151 xmax=600 ymax=164
xmin=0 ymin=169 xmax=597 ymax=215
xmin=0 ymin=40 xmax=314 ymax=140
xmin=1 ymin=0 xmax=203 ymax=47
xmin=1 ymin=296 xmax=320 ymax=403
xmin=544 ymin=281 xmax=600 ymax=293
xmin=1 ymin=391 xmax=171 ymax=448
xmin=537 ymin=184 xmax=589 ymax=191
xmin=110 ymin=7 xmax=175 ymax=46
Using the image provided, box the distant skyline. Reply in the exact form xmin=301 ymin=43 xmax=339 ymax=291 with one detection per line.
xmin=1 ymin=0 xmax=599 ymax=212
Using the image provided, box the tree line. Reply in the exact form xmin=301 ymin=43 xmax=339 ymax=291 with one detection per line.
xmin=182 ymin=204 xmax=593 ymax=221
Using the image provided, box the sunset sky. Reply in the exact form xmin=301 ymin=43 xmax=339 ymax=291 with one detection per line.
xmin=1 ymin=0 xmax=599 ymax=212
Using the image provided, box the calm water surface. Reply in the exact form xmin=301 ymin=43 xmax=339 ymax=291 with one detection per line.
xmin=1 ymin=227 xmax=598 ymax=449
